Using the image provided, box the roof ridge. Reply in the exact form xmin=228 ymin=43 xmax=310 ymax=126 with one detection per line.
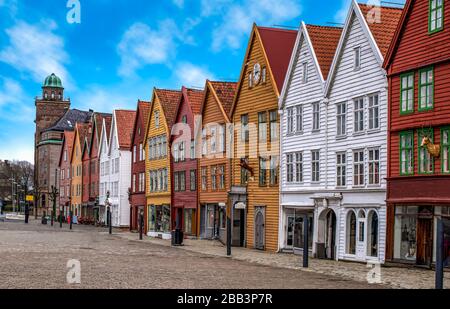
xmin=358 ymin=2 xmax=404 ymax=10
xmin=306 ymin=24 xmax=343 ymax=29
xmin=257 ymin=26 xmax=297 ymax=33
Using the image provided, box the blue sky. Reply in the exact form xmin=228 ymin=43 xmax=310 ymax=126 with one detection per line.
xmin=0 ymin=0 xmax=405 ymax=163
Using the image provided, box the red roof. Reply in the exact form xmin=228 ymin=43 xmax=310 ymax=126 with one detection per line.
xmin=155 ymin=89 xmax=182 ymax=131
xmin=77 ymin=122 xmax=91 ymax=150
xmin=358 ymin=3 xmax=403 ymax=57
xmin=257 ymin=26 xmax=297 ymax=92
xmin=104 ymin=115 xmax=113 ymax=142
xmin=115 ymin=110 xmax=136 ymax=149
xmin=306 ymin=25 xmax=343 ymax=79
xmin=185 ymin=88 xmax=204 ymax=115
xmin=138 ymin=100 xmax=152 ymax=131
xmin=209 ymin=81 xmax=237 ymax=119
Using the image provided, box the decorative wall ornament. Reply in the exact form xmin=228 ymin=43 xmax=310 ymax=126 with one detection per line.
xmin=421 ymin=136 xmax=441 ymax=158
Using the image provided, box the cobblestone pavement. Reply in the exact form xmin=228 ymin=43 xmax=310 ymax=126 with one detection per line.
xmin=0 ymin=220 xmax=382 ymax=289
xmin=116 ymin=233 xmax=450 ymax=289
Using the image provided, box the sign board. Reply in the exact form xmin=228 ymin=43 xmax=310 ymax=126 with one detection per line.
xmin=235 ymin=202 xmax=246 ymax=210
xmin=26 ymin=195 xmax=34 ymax=202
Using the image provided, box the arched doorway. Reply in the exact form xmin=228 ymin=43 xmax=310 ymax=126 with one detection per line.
xmin=317 ymin=209 xmax=337 ymax=259
xmin=254 ymin=207 xmax=265 ymax=250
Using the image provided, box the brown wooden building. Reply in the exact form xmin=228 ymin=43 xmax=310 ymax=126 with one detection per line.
xmin=229 ymin=24 xmax=296 ymax=251
xmin=383 ymin=0 xmax=450 ymax=266
xmin=130 ymin=101 xmax=151 ymax=232
xmin=198 ymin=81 xmax=237 ymax=241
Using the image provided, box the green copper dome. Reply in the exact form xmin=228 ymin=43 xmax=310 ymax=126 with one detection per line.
xmin=43 ymin=73 xmax=63 ymax=88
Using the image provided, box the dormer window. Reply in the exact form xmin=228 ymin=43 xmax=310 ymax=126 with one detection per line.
xmin=429 ymin=0 xmax=444 ymax=33
xmin=354 ymin=47 xmax=361 ymax=70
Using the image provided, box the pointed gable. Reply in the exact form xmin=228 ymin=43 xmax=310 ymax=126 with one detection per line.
xmin=257 ymin=26 xmax=297 ymax=93
xmin=131 ymin=100 xmax=152 ymax=146
xmin=185 ymin=88 xmax=204 ymax=115
xmin=155 ymin=88 xmax=182 ymax=131
xmin=306 ymin=25 xmax=343 ymax=79
xmin=208 ymin=81 xmax=237 ymax=119
xmin=59 ymin=131 xmax=75 ymax=167
xmin=114 ymin=110 xmax=136 ymax=150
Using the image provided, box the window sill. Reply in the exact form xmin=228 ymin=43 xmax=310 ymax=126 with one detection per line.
xmin=311 ymin=129 xmax=321 ymax=134
xmin=352 ymin=131 xmax=365 ymax=137
xmin=418 ymin=108 xmax=434 ymax=113
xmin=336 ymin=135 xmax=347 ymax=140
xmin=367 ymin=128 xmax=381 ymax=134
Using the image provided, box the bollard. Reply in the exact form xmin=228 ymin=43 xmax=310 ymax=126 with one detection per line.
xmin=60 ymin=211 xmax=63 ymax=228
xmin=69 ymin=210 xmax=73 ymax=230
xmin=51 ymin=211 xmax=54 ymax=226
xmin=227 ymin=216 xmax=231 ymax=256
xmin=303 ymin=214 xmax=309 ymax=268
xmin=436 ymin=218 xmax=444 ymax=289
xmin=108 ymin=209 xmax=112 ymax=235
xmin=139 ymin=213 xmax=143 ymax=240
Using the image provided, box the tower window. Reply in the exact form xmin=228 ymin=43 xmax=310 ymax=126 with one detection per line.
xmin=51 ymin=92 xmax=55 ymax=99
xmin=44 ymin=92 xmax=48 ymax=99
xmin=58 ymin=92 xmax=62 ymax=100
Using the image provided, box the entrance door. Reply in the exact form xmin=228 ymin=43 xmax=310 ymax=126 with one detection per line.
xmin=325 ymin=210 xmax=337 ymax=259
xmin=232 ymin=207 xmax=245 ymax=247
xmin=356 ymin=211 xmax=366 ymax=260
xmin=286 ymin=215 xmax=295 ymax=248
xmin=417 ymin=217 xmax=433 ymax=266
xmin=255 ymin=208 xmax=265 ymax=250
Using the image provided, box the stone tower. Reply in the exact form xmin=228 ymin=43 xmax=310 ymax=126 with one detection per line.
xmin=34 ymin=73 xmax=70 ymax=212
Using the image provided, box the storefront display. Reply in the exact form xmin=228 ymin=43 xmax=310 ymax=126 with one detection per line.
xmin=394 ymin=206 xmax=418 ymax=261
xmin=284 ymin=209 xmax=313 ymax=251
xmin=148 ymin=204 xmax=170 ymax=233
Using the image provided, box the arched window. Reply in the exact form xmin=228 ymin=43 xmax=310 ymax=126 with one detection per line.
xmin=367 ymin=211 xmax=379 ymax=257
xmin=58 ymin=92 xmax=62 ymax=100
xmin=51 ymin=91 xmax=55 ymax=99
xmin=44 ymin=92 xmax=48 ymax=99
xmin=346 ymin=211 xmax=356 ymax=254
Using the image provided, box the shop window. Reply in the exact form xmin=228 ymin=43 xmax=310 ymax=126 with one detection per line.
xmin=184 ymin=209 xmax=195 ymax=235
xmin=148 ymin=205 xmax=170 ymax=233
xmin=393 ymin=206 xmax=418 ymax=261
xmin=367 ymin=211 xmax=379 ymax=257
xmin=346 ymin=211 xmax=356 ymax=255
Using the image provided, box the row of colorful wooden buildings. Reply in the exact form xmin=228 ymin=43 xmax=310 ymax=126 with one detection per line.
xmin=42 ymin=0 xmax=449 ymax=266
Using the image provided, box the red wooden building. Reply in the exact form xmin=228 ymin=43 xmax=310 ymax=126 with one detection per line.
xmin=171 ymin=87 xmax=204 ymax=236
xmin=81 ymin=123 xmax=93 ymax=219
xmin=58 ymin=130 xmax=74 ymax=218
xmin=384 ymin=0 xmax=450 ymax=266
xmin=130 ymin=101 xmax=151 ymax=232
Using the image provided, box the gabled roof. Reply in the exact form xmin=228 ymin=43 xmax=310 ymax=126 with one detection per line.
xmin=89 ymin=112 xmax=112 ymax=156
xmin=81 ymin=124 xmax=92 ymax=159
xmin=154 ymin=88 xmax=182 ymax=131
xmin=185 ymin=87 xmax=204 ymax=115
xmin=382 ymin=0 xmax=415 ymax=70
xmin=358 ymin=3 xmax=403 ymax=58
xmin=71 ymin=122 xmax=90 ymax=164
xmin=43 ymin=109 xmax=92 ymax=133
xmin=231 ymin=24 xmax=296 ymax=115
xmin=114 ymin=110 xmax=136 ymax=150
xmin=279 ymin=22 xmax=342 ymax=108
xmin=58 ymin=130 xmax=75 ymax=167
xmin=131 ymin=100 xmax=152 ymax=148
xmin=200 ymin=80 xmax=237 ymax=122
xmin=325 ymin=0 xmax=403 ymax=95
xmin=306 ymin=25 xmax=343 ymax=79
xmin=257 ymin=26 xmax=297 ymax=93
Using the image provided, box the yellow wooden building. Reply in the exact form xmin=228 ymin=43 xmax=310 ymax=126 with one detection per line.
xmin=70 ymin=122 xmax=90 ymax=219
xmin=144 ymin=88 xmax=182 ymax=238
xmin=229 ymin=24 xmax=296 ymax=252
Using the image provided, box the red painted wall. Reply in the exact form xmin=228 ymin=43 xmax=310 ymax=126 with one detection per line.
xmin=171 ymin=93 xmax=199 ymax=235
xmin=130 ymin=104 xmax=149 ymax=232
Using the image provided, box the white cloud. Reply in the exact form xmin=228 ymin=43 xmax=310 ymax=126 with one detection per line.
xmin=175 ymin=62 xmax=214 ymax=87
xmin=0 ymin=0 xmax=18 ymax=16
xmin=0 ymin=20 xmax=72 ymax=88
xmin=173 ymin=0 xmax=184 ymax=9
xmin=0 ymin=77 xmax=33 ymax=122
xmin=117 ymin=19 xmax=199 ymax=77
xmin=202 ymin=0 xmax=302 ymax=52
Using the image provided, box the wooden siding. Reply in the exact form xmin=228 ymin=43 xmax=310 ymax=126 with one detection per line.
xmin=70 ymin=131 xmax=83 ymax=211
xmin=145 ymin=95 xmax=172 ymax=207
xmin=388 ymin=0 xmax=450 ymax=75
xmin=199 ymin=85 xmax=231 ymax=206
xmin=232 ymin=31 xmax=280 ymax=252
xmin=389 ymin=62 xmax=450 ymax=178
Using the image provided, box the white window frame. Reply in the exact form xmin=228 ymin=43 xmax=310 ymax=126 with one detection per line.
xmin=336 ymin=152 xmax=346 ymax=187
xmin=354 ymin=97 xmax=364 ymax=133
xmin=353 ymin=150 xmax=365 ymax=187
xmin=368 ymin=148 xmax=381 ymax=186
xmin=368 ymin=94 xmax=380 ymax=130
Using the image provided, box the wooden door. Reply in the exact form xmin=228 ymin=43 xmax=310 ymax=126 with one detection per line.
xmin=255 ymin=208 xmax=265 ymax=250
xmin=417 ymin=218 xmax=433 ymax=266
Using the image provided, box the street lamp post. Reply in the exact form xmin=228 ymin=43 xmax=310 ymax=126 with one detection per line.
xmin=69 ymin=196 xmax=73 ymax=230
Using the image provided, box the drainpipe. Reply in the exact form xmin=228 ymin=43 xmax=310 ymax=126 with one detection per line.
xmin=323 ymin=97 xmax=329 ymax=190
xmin=277 ymin=109 xmax=284 ymax=253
